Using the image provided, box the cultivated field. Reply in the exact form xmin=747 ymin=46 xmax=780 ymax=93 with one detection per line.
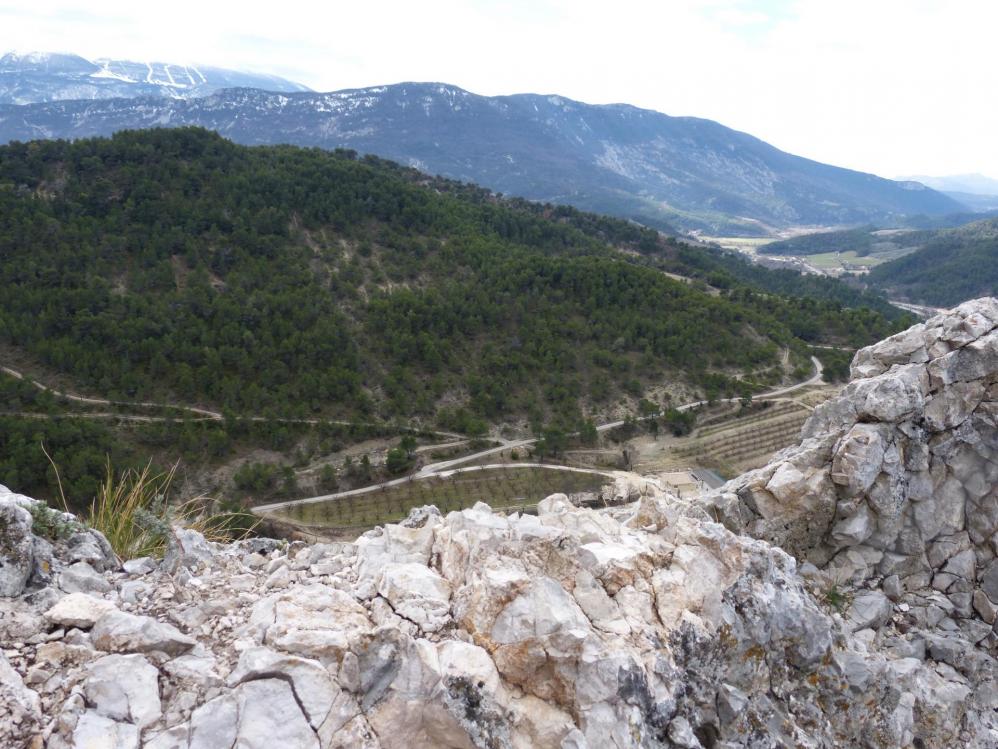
xmin=270 ymin=466 xmax=608 ymax=530
xmin=672 ymin=401 xmax=810 ymax=475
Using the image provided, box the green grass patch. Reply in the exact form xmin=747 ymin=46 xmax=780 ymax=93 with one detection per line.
xmin=806 ymin=250 xmax=881 ymax=269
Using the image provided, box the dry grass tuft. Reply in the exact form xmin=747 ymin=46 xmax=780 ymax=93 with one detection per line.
xmin=88 ymin=462 xmax=258 ymax=560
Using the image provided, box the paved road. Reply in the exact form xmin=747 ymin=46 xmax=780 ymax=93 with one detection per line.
xmin=809 ymin=344 xmax=854 ymax=352
xmin=257 ymin=356 xmax=824 ymax=516
xmin=890 ymin=300 xmax=948 ymax=320
xmin=0 ymin=411 xmax=217 ymax=423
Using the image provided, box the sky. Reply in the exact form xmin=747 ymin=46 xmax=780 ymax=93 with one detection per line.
xmin=3 ymin=0 xmax=997 ymax=180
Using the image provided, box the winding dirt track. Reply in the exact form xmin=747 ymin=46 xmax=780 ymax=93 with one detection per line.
xmin=254 ymin=356 xmax=824 ymax=515
xmin=0 ymin=365 xmax=465 ymax=438
xmin=2 ymin=356 xmax=823 ymax=517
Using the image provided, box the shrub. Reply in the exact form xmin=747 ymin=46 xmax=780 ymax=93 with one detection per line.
xmin=28 ymin=501 xmax=82 ymax=541
xmin=385 ymin=447 xmax=411 ymax=474
xmin=233 ymin=462 xmax=278 ymax=492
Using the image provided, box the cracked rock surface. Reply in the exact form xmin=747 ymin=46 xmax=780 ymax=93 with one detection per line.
xmin=2 ymin=298 xmax=998 ymax=748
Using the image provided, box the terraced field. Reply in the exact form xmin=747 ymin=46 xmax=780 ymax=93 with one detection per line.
xmin=269 ymin=466 xmax=608 ymax=531
xmin=693 ymin=401 xmax=804 ymax=439
xmin=672 ymin=402 xmax=811 ymax=474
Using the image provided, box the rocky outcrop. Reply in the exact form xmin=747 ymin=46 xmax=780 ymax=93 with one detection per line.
xmin=1 ymin=494 xmax=993 ymax=747
xmin=706 ymin=298 xmax=998 ymax=720
xmin=2 ymin=299 xmax=998 ymax=748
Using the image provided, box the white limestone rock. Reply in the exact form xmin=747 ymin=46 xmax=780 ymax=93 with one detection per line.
xmin=162 ymin=527 xmax=214 ymax=574
xmin=227 ymin=646 xmax=337 ymax=729
xmin=91 ymin=610 xmax=196 ymax=656
xmin=764 ymin=462 xmax=808 ymax=504
xmin=58 ymin=560 xmax=112 ymax=594
xmin=376 ymin=562 xmax=452 ymax=633
xmin=847 ymin=590 xmax=893 ymax=631
xmin=831 ymin=424 xmax=888 ymax=496
xmin=188 ymin=679 xmax=318 ymax=749
xmin=72 ymin=710 xmax=140 ymax=749
xmin=84 ymin=653 xmax=162 ymax=728
xmin=44 ymin=592 xmax=118 ymax=628
xmin=122 ymin=556 xmax=157 ymax=576
xmin=248 ymin=583 xmax=372 ymax=662
xmin=0 ymin=499 xmax=34 ymax=597
xmin=0 ymin=651 xmax=41 ymax=746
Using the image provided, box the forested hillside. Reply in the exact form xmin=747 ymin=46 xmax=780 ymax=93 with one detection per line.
xmin=0 ymin=129 xmax=913 ymax=504
xmin=760 ymin=226 xmax=879 ymax=256
xmin=3 ymin=130 xmax=913 ymax=417
xmin=865 ymin=218 xmax=998 ymax=306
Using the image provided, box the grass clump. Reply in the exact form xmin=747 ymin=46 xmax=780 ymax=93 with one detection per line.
xmin=824 ymin=585 xmax=851 ymax=612
xmin=88 ymin=462 xmax=258 ymax=560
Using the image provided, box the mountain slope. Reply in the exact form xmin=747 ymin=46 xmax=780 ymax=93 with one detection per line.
xmin=0 ymin=129 xmax=905 ymax=430
xmin=0 ymin=51 xmax=309 ymax=105
xmin=0 ymin=83 xmax=962 ymax=233
xmin=865 ymin=218 xmax=998 ymax=306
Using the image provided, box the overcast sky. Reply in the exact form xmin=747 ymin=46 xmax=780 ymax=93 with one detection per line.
xmin=3 ymin=0 xmax=996 ymax=180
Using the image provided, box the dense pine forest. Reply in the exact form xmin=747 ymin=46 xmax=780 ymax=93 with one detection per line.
xmin=0 ymin=128 xmax=911 ymax=505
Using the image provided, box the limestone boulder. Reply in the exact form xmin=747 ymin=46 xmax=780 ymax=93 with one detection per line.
xmin=84 ymin=653 xmax=161 ymax=728
xmin=91 ymin=610 xmax=196 ymax=656
xmin=248 ymin=583 xmax=373 ymax=662
xmin=226 ymin=646 xmax=338 ymax=729
xmin=73 ymin=710 xmax=140 ymax=749
xmin=376 ymin=562 xmax=452 ymax=633
xmin=188 ymin=679 xmax=318 ymax=749
xmin=831 ymin=424 xmax=889 ymax=496
xmin=0 ymin=499 xmax=34 ymax=597
xmin=44 ymin=592 xmax=118 ymax=628
xmin=162 ymin=527 xmax=214 ymax=573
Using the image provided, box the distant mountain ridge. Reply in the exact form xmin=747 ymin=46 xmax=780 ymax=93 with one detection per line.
xmin=0 ymin=81 xmax=963 ymax=234
xmin=898 ymin=173 xmax=998 ymax=212
xmin=899 ymin=173 xmax=998 ymax=196
xmin=0 ymin=51 xmax=309 ymax=105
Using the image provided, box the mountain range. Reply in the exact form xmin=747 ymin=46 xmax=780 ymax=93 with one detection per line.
xmin=899 ymin=173 xmax=998 ymax=196
xmin=0 ymin=51 xmax=309 ymax=105
xmin=897 ymin=173 xmax=998 ymax=213
xmin=0 ymin=72 xmax=965 ymax=234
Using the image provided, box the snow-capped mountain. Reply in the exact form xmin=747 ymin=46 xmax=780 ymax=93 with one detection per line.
xmin=0 ymin=82 xmax=962 ymax=232
xmin=0 ymin=51 xmax=309 ymax=105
